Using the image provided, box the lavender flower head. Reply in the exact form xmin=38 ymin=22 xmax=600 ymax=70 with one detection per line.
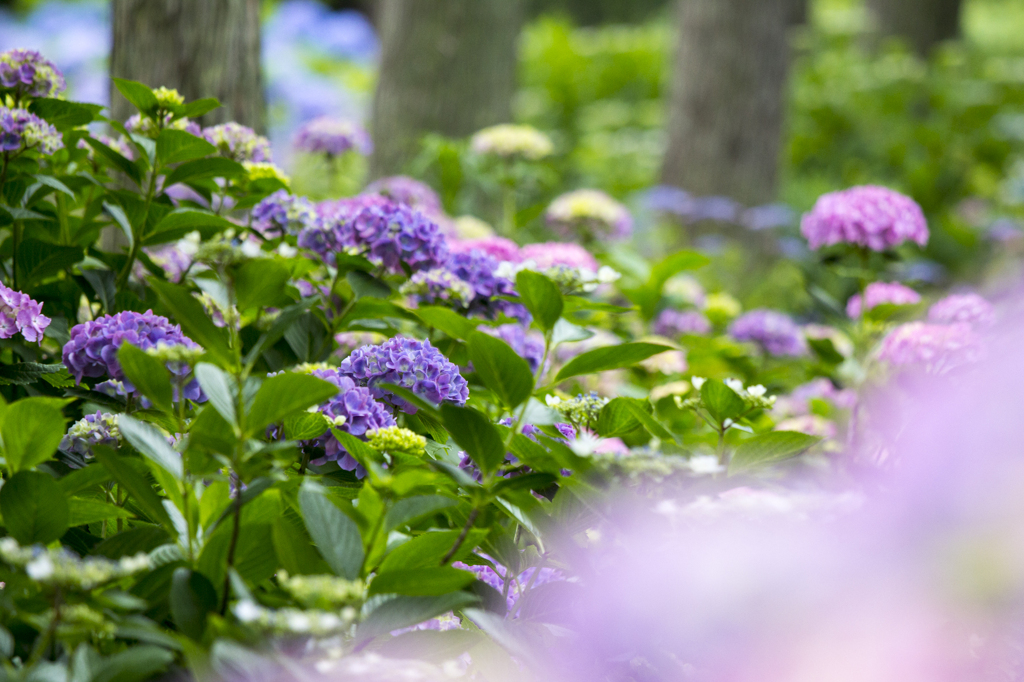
xmin=446 ymin=249 xmax=529 ymax=322
xmin=470 ymin=124 xmax=553 ymax=160
xmin=481 ymin=324 xmax=545 ymax=373
xmin=0 ymin=281 xmax=50 ymax=342
xmin=928 ymin=293 xmax=995 ymax=328
xmin=546 ymin=189 xmax=633 ymax=242
xmin=846 ymin=281 xmax=921 ymax=318
xmin=339 ymin=336 xmax=468 ymax=413
xmin=801 ymin=185 xmax=929 ymax=251
xmin=62 ymin=311 xmax=202 ymax=399
xmin=61 ymin=412 xmax=121 ymax=457
xmin=294 ymin=116 xmax=372 ymax=156
xmin=399 ymin=268 xmax=475 ymax=308
xmin=301 ymin=368 xmax=396 ymax=472
xmin=364 ymin=176 xmax=442 ymax=214
xmin=251 ymin=190 xmax=316 ymax=238
xmin=653 ymin=309 xmax=711 ymax=337
xmin=729 ymin=309 xmax=808 ymax=356
xmin=0 ymin=49 xmax=65 ymax=100
xmin=0 ymin=107 xmax=62 ymax=155
xmin=877 ymin=321 xmax=982 ymax=373
xmin=449 ymin=236 xmax=522 ymax=263
xmin=202 ymin=122 xmax=271 ymax=163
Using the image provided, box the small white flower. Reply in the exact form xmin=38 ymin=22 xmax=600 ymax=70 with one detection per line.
xmin=240 ymin=240 xmax=262 ymax=258
xmin=286 ymin=611 xmax=311 ymax=632
xmin=691 ymin=377 xmax=706 ymax=390
xmin=688 ymin=455 xmax=726 ymax=475
xmin=747 ymin=384 xmax=767 ymax=398
xmin=596 ymin=265 xmax=621 ymax=284
xmin=722 ymin=418 xmax=734 ymax=429
xmin=26 ymin=555 xmax=55 ymax=581
xmin=724 ymin=378 xmax=745 ymax=394
xmin=545 ymin=394 xmax=563 ymax=407
xmin=233 ymin=600 xmax=262 ymax=623
xmin=277 ymin=243 xmax=297 ymax=258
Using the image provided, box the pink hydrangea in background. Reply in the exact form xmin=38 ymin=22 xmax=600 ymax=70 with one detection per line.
xmin=877 ymin=321 xmax=982 ymax=373
xmin=520 ymin=242 xmax=599 ymax=272
xmin=846 ymin=281 xmax=921 ymax=318
xmin=801 ymin=185 xmax=928 ymax=251
xmin=928 ymin=292 xmax=995 ymax=328
xmin=449 ymin=236 xmax=522 ymax=263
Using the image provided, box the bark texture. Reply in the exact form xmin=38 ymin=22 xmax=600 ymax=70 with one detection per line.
xmin=110 ymin=0 xmax=265 ymax=131
xmin=867 ymin=0 xmax=964 ymax=56
xmin=661 ymin=0 xmax=791 ymax=206
xmin=370 ymin=0 xmax=523 ymax=177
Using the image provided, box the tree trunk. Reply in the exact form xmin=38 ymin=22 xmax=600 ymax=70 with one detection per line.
xmin=867 ymin=0 xmax=964 ymax=56
xmin=370 ymin=0 xmax=523 ymax=177
xmin=110 ymin=0 xmax=265 ymax=131
xmin=787 ymin=0 xmax=809 ymax=26
xmin=660 ymin=0 xmax=791 ymax=207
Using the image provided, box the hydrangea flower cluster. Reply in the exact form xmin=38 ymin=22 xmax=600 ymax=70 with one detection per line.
xmin=0 ymin=106 xmax=62 ymax=155
xmin=449 ymin=236 xmax=522 ymax=263
xmin=800 ymin=185 xmax=929 ymax=251
xmin=520 ymin=242 xmax=598 ymax=272
xmin=546 ymin=189 xmax=633 ymax=242
xmin=294 ymin=116 xmax=372 ymax=156
xmin=877 ymin=321 xmax=982 ymax=373
xmin=481 ymin=324 xmax=545 ymax=373
xmin=366 ymin=426 xmax=426 ymax=455
xmin=399 ymin=268 xmax=475 ymax=308
xmin=301 ymin=368 xmax=396 ymax=471
xmin=0 ymin=49 xmax=65 ymax=100
xmin=62 ymin=310 xmax=203 ymax=400
xmin=653 ymin=309 xmax=712 ymax=337
xmin=364 ymin=176 xmax=442 ymax=214
xmin=339 ymin=336 xmax=469 ymax=412
xmin=446 ymin=249 xmax=529 ymax=321
xmin=729 ymin=309 xmax=808 ymax=356
xmin=928 ymin=293 xmax=995 ymax=328
xmin=276 ymin=571 xmax=364 ymax=610
xmin=124 ymin=113 xmax=201 ymax=139
xmin=546 ymin=392 xmax=609 ymax=431
xmin=61 ymin=411 xmax=121 ymax=457
xmin=202 ymin=122 xmax=271 ymax=163
xmin=250 ymin=190 xmax=316 ymax=238
xmin=846 ymin=281 xmax=921 ymax=318
xmin=470 ymin=124 xmax=553 ymax=160
xmin=233 ymin=600 xmax=356 ymax=636
xmin=0 ymin=537 xmax=149 ymax=590
xmin=0 ymin=281 xmax=50 ymax=342
xmin=243 ymin=161 xmax=290 ymax=187
xmin=452 ymin=556 xmax=563 ymax=610
xmin=774 ymin=414 xmax=838 ymax=440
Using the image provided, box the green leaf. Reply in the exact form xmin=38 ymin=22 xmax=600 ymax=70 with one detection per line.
xmin=357 ymin=593 xmax=479 ymax=641
xmin=649 ymin=250 xmax=710 ymax=293
xmin=378 ymin=383 xmax=441 ymax=416
xmin=28 ymin=98 xmax=102 ymax=131
xmin=16 ymin=238 xmax=84 ymax=287
xmin=2 ymin=397 xmax=65 ymax=472
xmin=103 ymin=201 xmax=135 ymax=250
xmin=701 ymin=379 xmax=748 ymax=425
xmin=347 ymin=269 xmax=391 ymax=299
xmin=118 ymin=415 xmax=183 ymax=479
xmin=91 ymin=446 xmax=175 ymax=531
xmin=31 ymin=174 xmax=74 ymax=199
xmin=89 ymin=526 xmax=169 ymax=559
xmin=413 ymin=306 xmax=477 ymax=340
xmin=0 ymin=471 xmax=68 ymax=544
xmin=113 ymin=78 xmax=158 ymax=114
xmin=81 ymin=268 xmax=117 ymax=314
xmin=554 ymin=342 xmax=672 ymax=382
xmin=144 ymin=208 xmax=233 ymax=245
xmin=808 ymin=337 xmax=845 ymax=365
xmin=283 ymin=412 xmax=330 ymax=440
xmin=90 ymin=645 xmax=174 ymax=682
xmin=440 ymin=404 xmax=506 ymax=476
xmin=182 ymin=97 xmax=221 ymax=119
xmin=467 ymin=331 xmax=534 ymax=408
xmin=149 ymin=279 xmax=234 ymax=367
xmin=170 ymin=568 xmax=218 ymax=641
xmin=369 ymin=567 xmax=476 ymax=596
xmin=729 ymin=431 xmax=821 ymax=474
xmin=247 ymin=372 xmax=340 ymax=434
xmin=379 ymin=529 xmax=487 ymax=572
xmin=596 ymin=397 xmax=643 ymax=437
xmin=551 ymin=318 xmax=593 ymax=346
xmin=492 ymin=472 xmax=557 ymax=496
xmin=164 ymin=157 xmax=245 ymax=186
xmin=384 ymin=495 xmax=458 ymax=532
xmin=505 ymin=432 xmax=562 ymax=473
xmin=243 ymin=298 xmax=318 ymax=368
xmin=623 ymin=398 xmax=677 ymax=442
xmin=515 ymin=270 xmax=563 ymax=330
xmin=299 ymin=482 xmax=364 ymax=580
xmin=330 ymin=428 xmax=380 ymax=467
xmin=0 ymin=362 xmax=67 ymax=386
xmin=117 ymin=344 xmax=173 ymax=413
xmin=194 ymin=363 xmax=237 ymax=427
xmin=67 ymin=498 xmax=134 ymax=526
xmin=84 ymin=136 xmax=142 ymax=184
xmin=234 ymin=259 xmax=292 ymax=311
xmin=57 ymin=464 xmax=112 ymax=496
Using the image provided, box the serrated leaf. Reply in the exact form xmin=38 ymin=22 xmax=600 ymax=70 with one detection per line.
xmin=194 ymin=363 xmax=237 ymax=426
xmin=118 ymin=415 xmax=183 ymax=479
xmin=701 ymin=379 xmax=748 ymax=425
xmin=0 ymin=362 xmax=66 ymax=386
xmin=357 ymin=593 xmax=479 ymax=641
xmin=413 ymin=306 xmax=477 ymax=340
xmin=118 ymin=343 xmax=173 ymax=413
xmin=467 ymin=331 xmax=534 ymax=408
xmin=113 ymin=78 xmax=158 ymax=114
xmin=149 ymin=279 xmax=234 ymax=367
xmin=246 ymin=372 xmax=339 ymax=434
xmin=164 ymin=157 xmax=245 ymax=186
xmin=0 ymin=471 xmax=68 ymax=544
xmin=515 ymin=270 xmax=563 ymax=330
xmin=729 ymin=431 xmax=821 ymax=474
xmin=440 ymin=404 xmax=505 ymax=476
xmin=299 ymin=482 xmax=364 ymax=579
xmin=554 ymin=342 xmax=672 ymax=382
xmin=2 ymin=397 xmax=65 ymax=472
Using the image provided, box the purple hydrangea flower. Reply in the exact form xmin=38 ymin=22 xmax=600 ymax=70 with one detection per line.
xmin=877 ymin=322 xmax=982 ymax=374
xmin=481 ymin=324 xmax=545 ymax=373
xmin=364 ymin=176 xmax=442 ymax=214
xmin=0 ymin=106 xmax=62 ymax=155
xmin=447 ymin=249 xmax=529 ymax=322
xmin=60 ymin=411 xmax=121 ymax=457
xmin=729 ymin=309 xmax=808 ymax=357
xmin=62 ymin=311 xmax=202 ymax=400
xmin=302 ymin=368 xmax=396 ymax=472
xmin=452 ymin=556 xmax=563 ymax=610
xmin=519 ymin=242 xmax=599 ymax=273
xmin=294 ymin=116 xmax=372 ymax=156
xmin=0 ymin=281 xmax=50 ymax=342
xmin=339 ymin=336 xmax=468 ymax=413
xmin=251 ymin=190 xmax=317 ymax=238
xmin=400 ymin=268 xmax=475 ymax=308
xmin=0 ymin=49 xmax=65 ymax=100
xmin=449 ymin=236 xmax=522 ymax=263
xmin=653 ymin=309 xmax=712 ymax=337
xmin=846 ymin=282 xmax=921 ymax=318
xmin=546 ymin=189 xmax=633 ymax=242
xmin=202 ymin=122 xmax=272 ymax=163
xmin=801 ymin=185 xmax=929 ymax=251
xmin=927 ymin=293 xmax=995 ymax=328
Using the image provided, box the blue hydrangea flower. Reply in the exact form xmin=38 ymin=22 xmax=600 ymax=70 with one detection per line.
xmin=728 ymin=309 xmax=807 ymax=357
xmin=400 ymin=268 xmax=475 ymax=308
xmin=61 ymin=412 xmax=121 ymax=457
xmin=252 ymin=190 xmax=317 ymax=238
xmin=0 ymin=106 xmax=62 ymax=155
xmin=339 ymin=336 xmax=468 ymax=413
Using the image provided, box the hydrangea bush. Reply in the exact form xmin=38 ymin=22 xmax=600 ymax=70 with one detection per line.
xmin=0 ymin=48 xmax=1014 ymax=682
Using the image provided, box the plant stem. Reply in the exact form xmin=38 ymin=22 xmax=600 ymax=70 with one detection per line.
xmin=441 ymin=507 xmax=480 ymax=565
xmin=220 ymin=483 xmax=243 ymax=614
xmin=27 ymin=588 xmax=62 ymax=665
xmin=11 ymin=218 xmax=20 ymax=290
xmin=117 ymin=163 xmax=159 ymax=288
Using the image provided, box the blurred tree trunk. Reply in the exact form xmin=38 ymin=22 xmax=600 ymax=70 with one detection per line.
xmin=110 ymin=0 xmax=265 ymax=131
xmin=787 ymin=0 xmax=809 ymax=26
xmin=660 ymin=0 xmax=791 ymax=206
xmin=370 ymin=0 xmax=523 ymax=177
xmin=867 ymin=0 xmax=963 ymax=56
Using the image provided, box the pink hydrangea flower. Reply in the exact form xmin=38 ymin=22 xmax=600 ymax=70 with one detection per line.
xmin=0 ymin=281 xmax=49 ymax=342
xmin=846 ymin=282 xmax=921 ymax=318
xmin=800 ymin=185 xmax=928 ymax=251
xmin=927 ymin=293 xmax=995 ymax=328
xmin=877 ymin=322 xmax=982 ymax=373
xmin=520 ymin=242 xmax=599 ymax=272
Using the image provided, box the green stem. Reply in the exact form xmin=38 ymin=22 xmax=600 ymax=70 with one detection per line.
xmin=117 ymin=164 xmax=159 ymax=288
xmin=220 ymin=484 xmax=243 ymax=614
xmin=441 ymin=507 xmax=480 ymax=565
